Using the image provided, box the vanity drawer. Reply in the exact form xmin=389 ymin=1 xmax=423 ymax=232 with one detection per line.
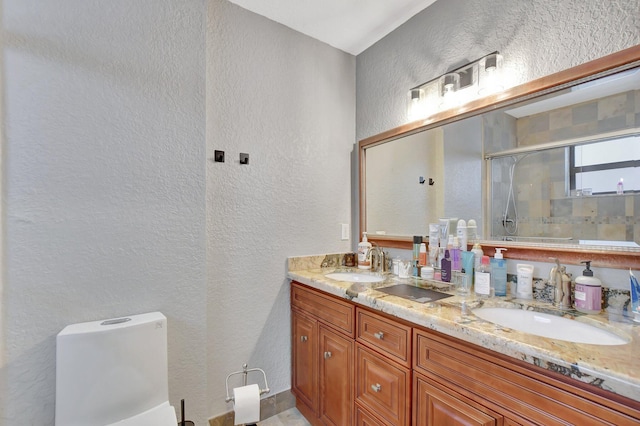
xmin=357 ymin=308 xmax=411 ymax=367
xmin=356 ymin=343 xmax=411 ymax=426
xmin=291 ymin=282 xmax=354 ymax=337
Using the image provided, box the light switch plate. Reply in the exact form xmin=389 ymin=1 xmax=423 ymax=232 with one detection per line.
xmin=341 ymin=223 xmax=349 ymax=240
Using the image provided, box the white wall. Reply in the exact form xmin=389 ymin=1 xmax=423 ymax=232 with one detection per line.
xmin=1 ymin=0 xmax=207 ymax=423
xmin=206 ymin=0 xmax=355 ymax=417
xmin=1 ymin=0 xmax=355 ymax=423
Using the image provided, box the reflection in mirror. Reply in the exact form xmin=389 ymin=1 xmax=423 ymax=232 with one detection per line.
xmin=487 ymin=68 xmax=640 ymax=247
xmin=365 ymin=117 xmax=482 ymax=237
xmin=359 ymin=45 xmax=640 ymax=267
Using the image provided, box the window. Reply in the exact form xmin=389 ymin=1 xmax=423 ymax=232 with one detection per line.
xmin=570 ymin=135 xmax=640 ymax=194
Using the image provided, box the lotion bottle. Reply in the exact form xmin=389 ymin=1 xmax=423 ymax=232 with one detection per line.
xmin=490 ymin=248 xmax=508 ymax=297
xmin=574 ymin=261 xmax=602 ymax=314
xmin=357 ymin=232 xmax=372 ymax=270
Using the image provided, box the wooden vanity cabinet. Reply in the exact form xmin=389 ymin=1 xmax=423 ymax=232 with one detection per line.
xmin=355 ymin=308 xmax=412 ymax=425
xmin=414 ymin=373 xmax=504 ymax=426
xmin=291 ymin=281 xmax=640 ymax=425
xmin=291 ymin=283 xmax=355 ymax=426
xmin=413 ymin=328 xmax=640 ymax=425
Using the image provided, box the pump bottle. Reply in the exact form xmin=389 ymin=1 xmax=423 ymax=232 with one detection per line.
xmin=490 ymin=248 xmax=508 ymax=297
xmin=357 ymin=232 xmax=372 ymax=270
xmin=574 ymin=261 xmax=602 ymax=314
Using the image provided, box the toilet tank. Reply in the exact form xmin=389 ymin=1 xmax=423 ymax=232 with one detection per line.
xmin=55 ymin=312 xmax=170 ymax=426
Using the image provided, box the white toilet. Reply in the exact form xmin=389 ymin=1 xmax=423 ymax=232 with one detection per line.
xmin=55 ymin=312 xmax=178 ymax=426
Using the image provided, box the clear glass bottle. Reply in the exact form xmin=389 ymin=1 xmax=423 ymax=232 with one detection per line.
xmin=475 ymin=255 xmax=491 ymax=299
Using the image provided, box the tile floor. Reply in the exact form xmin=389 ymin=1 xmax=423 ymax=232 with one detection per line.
xmin=257 ymin=408 xmax=310 ymax=425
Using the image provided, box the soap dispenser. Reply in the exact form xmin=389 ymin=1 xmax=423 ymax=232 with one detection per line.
xmin=357 ymin=232 xmax=372 ymax=270
xmin=490 ymin=248 xmax=508 ymax=297
xmin=574 ymin=261 xmax=602 ymax=314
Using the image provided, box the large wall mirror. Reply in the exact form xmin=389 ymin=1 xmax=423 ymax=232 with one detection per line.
xmin=359 ymin=45 xmax=640 ymax=269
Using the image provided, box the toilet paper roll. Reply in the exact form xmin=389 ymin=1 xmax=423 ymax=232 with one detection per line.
xmin=233 ymin=384 xmax=260 ymax=425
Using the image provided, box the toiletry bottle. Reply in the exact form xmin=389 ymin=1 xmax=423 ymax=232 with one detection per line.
xmin=413 ymin=236 xmax=423 ymax=276
xmin=451 ymin=237 xmax=461 ymax=271
xmin=490 ymin=248 xmax=508 ymax=297
xmin=419 ymin=243 xmax=427 ymax=266
xmin=457 ymin=219 xmax=468 ymax=251
xmin=516 ymin=264 xmax=534 ymax=299
xmin=461 ymin=250 xmax=475 ymax=288
xmin=475 ymin=255 xmax=491 ymax=298
xmin=357 ymin=232 xmax=372 ymax=270
xmin=471 ymin=243 xmax=483 ymax=273
xmin=574 ymin=261 xmax=602 ymax=314
xmin=441 ymin=249 xmax=452 ymax=282
xmin=467 ymin=219 xmax=478 ymax=242
xmin=457 ymin=268 xmax=470 ymax=296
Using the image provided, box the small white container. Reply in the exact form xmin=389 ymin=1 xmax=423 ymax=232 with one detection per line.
xmin=421 ymin=266 xmax=435 ymax=280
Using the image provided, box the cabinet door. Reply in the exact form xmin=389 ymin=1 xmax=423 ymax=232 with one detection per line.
xmin=292 ymin=310 xmax=318 ymax=413
xmin=319 ymin=325 xmax=354 ymax=426
xmin=414 ymin=375 xmax=502 ymax=426
xmin=356 ymin=344 xmax=410 ymax=426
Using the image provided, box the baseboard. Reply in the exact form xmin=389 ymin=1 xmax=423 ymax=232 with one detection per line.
xmin=208 ymin=389 xmax=296 ymax=426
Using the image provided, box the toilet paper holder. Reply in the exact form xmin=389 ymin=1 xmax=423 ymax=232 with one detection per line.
xmin=225 ymin=363 xmax=270 ymax=403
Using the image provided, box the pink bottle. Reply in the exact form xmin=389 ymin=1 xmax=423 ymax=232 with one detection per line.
xmin=574 ymin=261 xmax=602 ymax=314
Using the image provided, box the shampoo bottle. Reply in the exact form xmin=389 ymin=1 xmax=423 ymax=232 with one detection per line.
xmin=574 ymin=261 xmax=602 ymax=314
xmin=475 ymin=255 xmax=491 ymax=298
xmin=357 ymin=232 xmax=372 ymax=270
xmin=490 ymin=248 xmax=508 ymax=297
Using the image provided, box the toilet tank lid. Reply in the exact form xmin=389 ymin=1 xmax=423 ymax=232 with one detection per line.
xmin=58 ymin=312 xmax=166 ymax=337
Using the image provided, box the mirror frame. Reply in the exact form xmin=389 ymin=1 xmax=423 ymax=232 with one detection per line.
xmin=359 ymin=44 xmax=640 ymax=270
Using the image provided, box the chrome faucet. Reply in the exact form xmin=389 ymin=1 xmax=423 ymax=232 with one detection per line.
xmin=366 ymin=243 xmax=385 ymax=273
xmin=550 ymin=258 xmax=571 ymax=309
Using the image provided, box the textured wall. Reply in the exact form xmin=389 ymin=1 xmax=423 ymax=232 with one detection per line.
xmin=206 ymin=0 xmax=355 ymax=418
xmin=357 ymin=0 xmax=640 ymax=141
xmin=2 ymin=0 xmax=207 ymax=423
xmin=355 ymin=0 xmax=640 ymax=286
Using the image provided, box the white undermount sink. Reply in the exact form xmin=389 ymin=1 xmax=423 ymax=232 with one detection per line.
xmin=472 ymin=307 xmax=629 ymax=346
xmin=324 ymin=272 xmax=385 ymax=283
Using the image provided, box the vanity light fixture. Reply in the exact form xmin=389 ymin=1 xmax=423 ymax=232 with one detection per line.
xmin=407 ymin=51 xmax=505 ymax=122
xmin=478 ymin=52 xmax=504 ymax=95
xmin=440 ymin=72 xmax=460 ymax=108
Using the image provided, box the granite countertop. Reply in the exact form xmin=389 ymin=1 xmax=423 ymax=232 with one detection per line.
xmin=287 ymin=255 xmax=640 ymax=403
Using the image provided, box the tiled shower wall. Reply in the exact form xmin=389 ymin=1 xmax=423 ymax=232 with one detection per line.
xmin=487 ymin=89 xmax=640 ymax=243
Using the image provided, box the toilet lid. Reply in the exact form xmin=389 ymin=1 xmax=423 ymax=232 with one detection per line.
xmin=107 ymin=401 xmax=177 ymax=426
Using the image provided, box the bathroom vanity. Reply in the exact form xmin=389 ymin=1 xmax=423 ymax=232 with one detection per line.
xmin=288 ymin=258 xmax=640 ymax=425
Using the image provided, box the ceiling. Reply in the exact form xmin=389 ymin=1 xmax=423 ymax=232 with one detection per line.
xmin=226 ymin=0 xmax=439 ymax=55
